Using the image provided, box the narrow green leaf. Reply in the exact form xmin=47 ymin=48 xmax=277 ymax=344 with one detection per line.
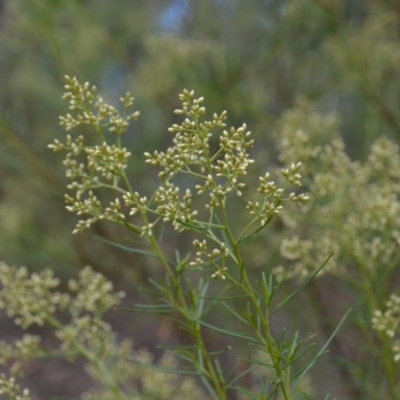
xmin=233 ymin=386 xmax=263 ymax=400
xmin=129 ymin=355 xmax=199 ymax=376
xmin=208 ymin=346 xmax=232 ymax=356
xmin=226 ymin=364 xmax=259 ymax=387
xmin=95 ymin=236 xmax=158 ymax=258
xmin=198 ymin=374 xmax=220 ymax=400
xmin=186 ymin=316 xmax=259 ymax=343
xmin=118 ymin=303 xmax=173 ymax=314
xmin=197 ymin=295 xmax=250 ymax=301
xmin=272 ymin=254 xmax=333 ymax=315
xmin=292 ymin=309 xmax=351 ymax=389
xmin=221 ymin=302 xmax=253 ymax=327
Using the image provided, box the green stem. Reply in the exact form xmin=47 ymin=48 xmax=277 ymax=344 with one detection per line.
xmin=135 ymin=204 xmax=227 ymax=398
xmin=218 ymin=194 xmax=292 ymax=400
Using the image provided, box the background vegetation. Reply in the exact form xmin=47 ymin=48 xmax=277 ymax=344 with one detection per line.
xmin=0 ymin=0 xmax=400 ymax=399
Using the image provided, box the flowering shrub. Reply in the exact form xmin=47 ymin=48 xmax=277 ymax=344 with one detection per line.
xmin=0 ymin=77 xmax=338 ymax=400
xmin=0 ymin=264 xmax=203 ymax=400
xmin=271 ymin=98 xmax=400 ymax=398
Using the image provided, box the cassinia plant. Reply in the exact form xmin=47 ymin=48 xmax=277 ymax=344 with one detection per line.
xmin=272 ymin=98 xmax=400 ymax=399
xmin=0 ymin=264 xmax=204 ymax=400
xmin=0 ymin=77 xmax=341 ymax=400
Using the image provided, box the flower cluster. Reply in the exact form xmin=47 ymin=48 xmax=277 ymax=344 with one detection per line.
xmin=372 ymin=294 xmax=400 ymax=362
xmin=0 ymin=263 xmax=123 ymax=328
xmin=0 ymin=262 xmax=68 ymax=328
xmin=51 ymin=78 xmax=308 ymax=281
xmin=68 ymin=266 xmax=124 ymax=314
xmin=0 ymin=335 xmax=41 ymax=376
xmin=272 ymin=98 xmax=400 ymax=281
xmin=59 ymin=75 xmax=139 ymax=133
xmin=247 ymin=163 xmax=309 ymax=227
xmin=273 ymin=233 xmax=342 ymax=281
xmin=48 ymin=76 xmax=139 ymax=233
xmin=189 ymin=239 xmax=230 ymax=279
xmin=145 ymin=89 xmax=253 ymax=196
xmin=0 ymin=375 xmax=31 ymax=400
xmin=57 ymin=315 xmax=114 ymax=360
xmin=65 ymin=192 xmax=125 ymax=234
xmin=276 ymin=97 xmax=339 ymax=175
xmin=154 ymin=183 xmax=198 ymax=232
xmin=0 ymin=263 xmax=204 ymax=399
xmin=146 ymin=88 xmax=306 ymax=235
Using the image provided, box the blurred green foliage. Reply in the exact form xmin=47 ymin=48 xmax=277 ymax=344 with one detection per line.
xmin=1 ymin=0 xmax=400 ymax=398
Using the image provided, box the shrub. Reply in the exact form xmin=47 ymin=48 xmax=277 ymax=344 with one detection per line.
xmin=0 ymin=77 xmax=336 ymax=400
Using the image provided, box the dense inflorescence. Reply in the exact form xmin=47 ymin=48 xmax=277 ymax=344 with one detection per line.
xmin=272 ymin=99 xmax=400 ymax=281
